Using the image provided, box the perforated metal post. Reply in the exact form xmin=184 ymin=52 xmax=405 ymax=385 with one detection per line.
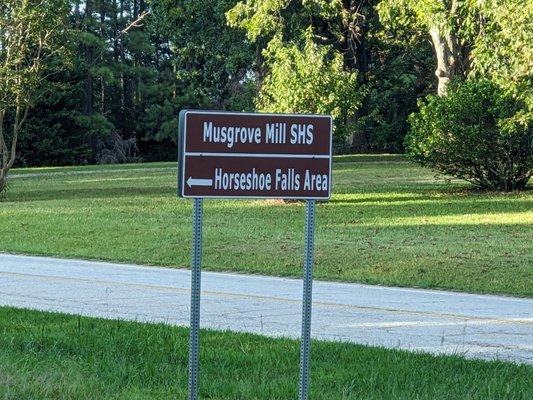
xmin=299 ymin=200 xmax=316 ymax=400
xmin=188 ymin=198 xmax=203 ymax=400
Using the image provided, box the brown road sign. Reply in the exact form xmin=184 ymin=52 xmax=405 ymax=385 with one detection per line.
xmin=178 ymin=110 xmax=332 ymax=199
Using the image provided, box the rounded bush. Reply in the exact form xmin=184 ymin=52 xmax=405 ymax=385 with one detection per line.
xmin=406 ymin=80 xmax=532 ymax=191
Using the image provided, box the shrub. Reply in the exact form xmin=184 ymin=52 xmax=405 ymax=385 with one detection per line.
xmin=406 ymin=79 xmax=532 ymax=191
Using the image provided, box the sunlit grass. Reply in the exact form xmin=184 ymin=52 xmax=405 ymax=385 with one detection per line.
xmin=1 ymin=155 xmax=531 ymax=296
xmin=1 ymin=307 xmax=531 ymax=399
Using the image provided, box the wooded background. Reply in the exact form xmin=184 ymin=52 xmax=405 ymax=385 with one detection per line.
xmin=8 ymin=0 xmax=531 ymax=168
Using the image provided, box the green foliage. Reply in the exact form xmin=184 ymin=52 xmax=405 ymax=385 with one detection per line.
xmin=258 ymin=37 xmax=359 ymax=139
xmin=227 ymin=0 xmax=288 ymax=40
xmin=0 ymin=0 xmax=69 ymax=109
xmin=141 ymin=0 xmax=255 ymax=145
xmin=379 ymin=0 xmax=532 ymax=92
xmin=377 ymin=0 xmax=478 ymax=39
xmin=0 ymin=0 xmax=69 ymax=191
xmin=228 ymin=1 xmax=435 ymax=151
xmin=228 ymin=1 xmax=361 ymax=145
xmin=17 ymin=87 xmax=90 ymax=167
xmin=155 ymin=0 xmax=255 ymax=107
xmin=470 ymin=0 xmax=533 ymax=99
xmin=407 ymin=79 xmax=532 ymax=191
xmin=227 ymin=0 xmax=342 ymax=43
xmin=354 ymin=5 xmax=434 ymax=152
xmin=6 ymin=0 xmax=532 ymax=166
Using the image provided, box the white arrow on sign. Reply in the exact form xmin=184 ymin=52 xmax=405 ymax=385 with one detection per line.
xmin=187 ymin=177 xmax=213 ymax=188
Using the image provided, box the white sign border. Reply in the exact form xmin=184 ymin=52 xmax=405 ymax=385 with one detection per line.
xmin=178 ymin=110 xmax=333 ymax=200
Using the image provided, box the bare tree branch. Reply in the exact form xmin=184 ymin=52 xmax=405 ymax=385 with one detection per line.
xmin=120 ymin=11 xmax=150 ymax=36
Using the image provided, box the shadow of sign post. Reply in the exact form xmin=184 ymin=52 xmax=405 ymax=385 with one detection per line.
xmin=177 ymin=110 xmax=332 ymax=400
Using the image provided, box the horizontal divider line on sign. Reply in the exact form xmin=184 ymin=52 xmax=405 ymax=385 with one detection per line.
xmin=184 ymin=152 xmax=330 ymax=159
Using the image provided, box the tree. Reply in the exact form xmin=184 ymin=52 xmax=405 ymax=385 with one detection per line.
xmin=352 ymin=2 xmax=434 ymax=151
xmin=470 ymin=0 xmax=533 ymax=99
xmin=227 ymin=0 xmax=374 ymax=74
xmin=112 ymin=0 xmax=257 ymax=147
xmin=258 ymin=37 xmax=360 ymax=146
xmin=227 ymin=1 xmax=370 ymax=145
xmin=406 ymin=79 xmax=531 ymax=191
xmin=378 ymin=0 xmax=478 ymax=96
xmin=227 ymin=1 xmax=435 ymax=151
xmin=379 ymin=0 xmax=532 ymax=97
xmin=0 ymin=0 xmax=68 ymax=192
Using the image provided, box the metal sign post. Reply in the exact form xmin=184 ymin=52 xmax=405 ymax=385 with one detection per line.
xmin=188 ymin=198 xmax=203 ymax=400
xmin=299 ymin=200 xmax=315 ymax=400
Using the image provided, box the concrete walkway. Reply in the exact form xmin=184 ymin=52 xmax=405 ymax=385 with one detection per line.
xmin=1 ymin=253 xmax=531 ymax=364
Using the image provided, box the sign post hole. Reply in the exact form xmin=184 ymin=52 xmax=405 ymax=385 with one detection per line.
xmin=178 ymin=110 xmax=332 ymax=400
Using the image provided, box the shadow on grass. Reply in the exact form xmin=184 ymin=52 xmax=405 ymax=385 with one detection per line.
xmin=7 ymin=189 xmax=529 ymax=223
xmin=333 ymin=154 xmax=407 ymax=163
xmin=329 ymin=195 xmax=447 ymax=204
xmin=5 ymin=186 xmax=176 ymax=202
xmin=329 ymin=192 xmax=531 ymax=204
xmin=331 ymin=185 xmax=532 ymax=202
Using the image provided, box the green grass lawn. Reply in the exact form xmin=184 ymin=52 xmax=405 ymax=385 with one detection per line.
xmin=1 ymin=155 xmax=531 ymax=296
xmin=1 ymin=307 xmax=531 ymax=400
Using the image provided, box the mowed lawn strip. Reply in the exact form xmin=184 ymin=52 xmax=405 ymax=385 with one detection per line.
xmin=1 ymin=155 xmax=531 ymax=296
xmin=0 ymin=307 xmax=531 ymax=400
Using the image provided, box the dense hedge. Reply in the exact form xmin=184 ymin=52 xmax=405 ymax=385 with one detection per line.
xmin=406 ymin=80 xmax=532 ymax=191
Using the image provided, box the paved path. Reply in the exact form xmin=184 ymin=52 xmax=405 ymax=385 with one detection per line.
xmin=1 ymin=253 xmax=531 ymax=364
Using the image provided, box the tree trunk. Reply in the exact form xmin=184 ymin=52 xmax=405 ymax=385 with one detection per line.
xmin=430 ymin=27 xmax=461 ymax=96
xmin=0 ymin=175 xmax=6 ymax=193
xmin=100 ymin=0 xmax=106 ymax=115
xmin=339 ymin=0 xmax=358 ymax=72
xmin=338 ymin=1 xmax=373 ymax=150
xmin=82 ymin=0 xmax=95 ymax=161
xmin=429 ymin=0 xmax=469 ymax=96
xmin=0 ymin=105 xmax=27 ymax=193
xmin=120 ymin=0 xmax=125 ymax=112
